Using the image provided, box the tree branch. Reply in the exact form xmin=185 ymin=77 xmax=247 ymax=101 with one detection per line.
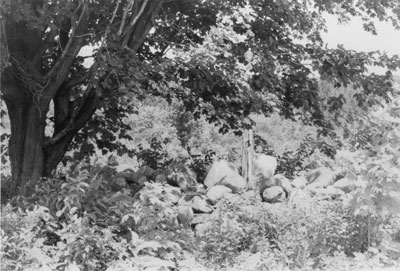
xmin=118 ymin=0 xmax=133 ymax=36
xmin=129 ymin=0 xmax=149 ymax=27
xmin=44 ymin=86 xmax=98 ymax=147
xmin=43 ymin=87 xmax=98 ymax=175
xmin=41 ymin=0 xmax=90 ymax=107
xmin=123 ymin=0 xmax=164 ymax=52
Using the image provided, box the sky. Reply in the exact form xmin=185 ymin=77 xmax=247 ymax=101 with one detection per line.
xmin=322 ymin=14 xmax=400 ymax=75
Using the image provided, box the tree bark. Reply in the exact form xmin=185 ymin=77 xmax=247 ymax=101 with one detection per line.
xmin=3 ymin=91 xmax=46 ymax=197
xmin=43 ymin=87 xmax=98 ymax=176
xmin=2 ymin=83 xmax=98 ymax=199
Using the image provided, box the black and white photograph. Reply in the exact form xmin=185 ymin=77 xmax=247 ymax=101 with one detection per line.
xmin=1 ymin=0 xmax=400 ymax=270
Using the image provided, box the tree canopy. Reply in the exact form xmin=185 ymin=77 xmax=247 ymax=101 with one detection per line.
xmin=1 ymin=0 xmax=400 ymax=198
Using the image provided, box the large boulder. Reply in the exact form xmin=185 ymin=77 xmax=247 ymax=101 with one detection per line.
xmin=204 ymin=160 xmax=246 ymax=193
xmin=206 ymin=185 xmax=233 ymax=204
xmin=333 ymin=177 xmax=356 ymax=193
xmin=262 ymin=186 xmax=286 ymax=203
xmin=253 ymin=154 xmax=277 ymax=179
xmin=292 ymin=176 xmax=308 ymax=189
xmin=306 ymin=167 xmax=338 ymax=189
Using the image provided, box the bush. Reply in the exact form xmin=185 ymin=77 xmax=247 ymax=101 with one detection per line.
xmin=197 ymin=198 xmax=278 ymax=267
xmin=1 ymin=159 xmax=197 ymax=271
xmin=196 ymin=194 xmax=383 ymax=270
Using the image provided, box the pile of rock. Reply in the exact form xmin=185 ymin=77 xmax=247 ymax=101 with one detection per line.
xmin=116 ymin=155 xmax=358 ymax=229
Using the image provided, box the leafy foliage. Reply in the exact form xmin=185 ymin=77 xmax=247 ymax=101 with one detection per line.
xmin=197 ymin=198 xmax=278 ymax=267
xmin=195 ymin=195 xmax=394 ymax=270
xmin=1 ymin=159 xmax=197 ymax=271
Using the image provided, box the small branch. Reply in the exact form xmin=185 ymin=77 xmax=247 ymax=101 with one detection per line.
xmin=129 ymin=0 xmax=148 ymax=27
xmin=74 ymin=33 xmax=94 ymax=38
xmin=118 ymin=0 xmax=134 ymax=35
xmin=110 ymin=0 xmax=121 ymax=26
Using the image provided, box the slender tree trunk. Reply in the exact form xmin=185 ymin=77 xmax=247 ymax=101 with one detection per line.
xmin=243 ymin=129 xmax=254 ymax=189
xmin=4 ymin=96 xmax=46 ymax=197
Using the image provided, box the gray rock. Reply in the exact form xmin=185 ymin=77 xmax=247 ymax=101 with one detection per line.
xmin=204 ymin=160 xmax=246 ymax=193
xmin=306 ymin=167 xmax=337 ymax=189
xmin=206 ymin=185 xmax=233 ymax=204
xmin=177 ymin=205 xmax=193 ymax=227
xmin=292 ymin=176 xmax=308 ymax=189
xmin=253 ymin=154 xmax=277 ymax=179
xmin=191 ymin=214 xmax=211 ymax=225
xmin=333 ymin=177 xmax=355 ymax=193
xmin=262 ymin=186 xmax=286 ymax=203
xmin=155 ymin=173 xmax=168 ymax=184
xmin=272 ymin=174 xmax=293 ymax=196
xmin=191 ymin=196 xmax=213 ymax=213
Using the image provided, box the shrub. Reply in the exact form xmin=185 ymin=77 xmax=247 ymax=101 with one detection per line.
xmin=197 ymin=198 xmax=279 ymax=267
xmin=134 ymin=137 xmax=174 ymax=169
xmin=1 ymin=159 xmax=197 ymax=271
xmin=276 ymin=136 xmax=337 ymax=178
xmin=196 ymin=194 xmax=379 ymax=270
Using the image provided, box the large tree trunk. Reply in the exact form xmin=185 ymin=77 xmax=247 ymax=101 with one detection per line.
xmin=1 ymin=0 xmax=168 ymax=200
xmin=2 ymin=86 xmax=98 ymax=199
xmin=3 ymin=91 xmax=46 ymax=197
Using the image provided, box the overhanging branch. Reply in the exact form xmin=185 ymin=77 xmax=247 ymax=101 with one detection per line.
xmin=44 ymin=86 xmax=98 ymax=147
